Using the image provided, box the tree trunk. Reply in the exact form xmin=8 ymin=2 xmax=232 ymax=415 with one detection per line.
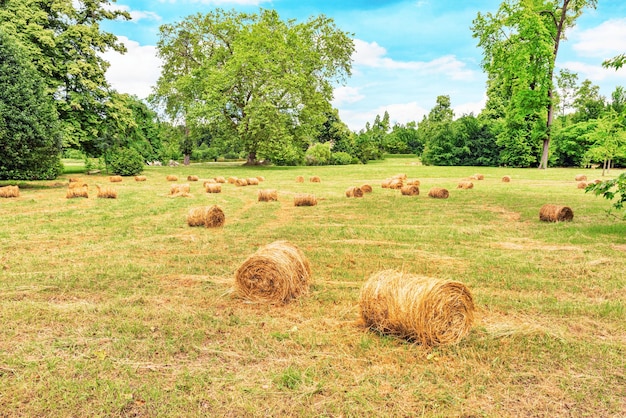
xmin=602 ymin=159 xmax=607 ymax=176
xmin=245 ymin=151 xmax=257 ymax=166
xmin=184 ymin=154 xmax=190 ymax=166
xmin=539 ymin=137 xmax=550 ymax=169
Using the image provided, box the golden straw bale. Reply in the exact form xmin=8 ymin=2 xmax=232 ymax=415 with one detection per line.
xmin=428 ymin=187 xmax=449 ymax=199
xmin=68 ymin=182 xmax=88 ymax=189
xmin=203 ymin=179 xmax=217 ymax=187
xmin=457 ymin=181 xmax=474 ymax=189
xmin=170 ymin=183 xmax=191 ymax=195
xmin=295 ymin=176 xmax=305 ymax=183
xmin=235 ymin=240 xmax=311 ymax=304
xmin=96 ymin=185 xmax=117 ymax=199
xmin=359 ymin=270 xmax=475 ymax=346
xmin=294 ymin=193 xmax=317 ymax=207
xmin=235 ymin=178 xmax=248 ymax=187
xmin=381 ymin=179 xmax=392 ymax=189
xmin=310 ymin=176 xmax=321 ymax=183
xmin=577 ymin=181 xmax=588 ymax=189
xmin=66 ymin=186 xmax=88 ymax=199
xmin=0 ymin=185 xmax=19 ymax=198
xmin=205 ymin=184 xmax=222 ymax=193
xmin=187 ymin=175 xmax=199 ymax=182
xmin=135 ymin=175 xmax=147 ymax=182
xmin=256 ymin=176 xmax=265 ymax=182
xmin=214 ymin=176 xmax=226 ymax=183
xmin=247 ymin=178 xmax=260 ymax=186
xmin=109 ymin=175 xmax=123 ymax=183
xmin=575 ymin=174 xmax=587 ymax=181
xmin=502 ymin=176 xmax=511 ymax=183
xmin=258 ymin=189 xmax=278 ymax=202
xmin=473 ymin=174 xmax=485 ymax=180
xmin=400 ymin=185 xmax=420 ymax=196
xmin=539 ymin=204 xmax=574 ymax=222
xmin=187 ymin=207 xmax=207 ymax=227
xmin=346 ymin=186 xmax=364 ymax=198
xmin=389 ymin=179 xmax=404 ymax=190
xmin=227 ymin=177 xmax=237 ymax=184
xmin=206 ymin=205 xmax=225 ymax=227
xmin=468 ymin=175 xmax=478 ymax=180
xmin=361 ymin=184 xmax=373 ymax=193
xmin=166 ymin=175 xmax=178 ymax=182
xmin=406 ymin=179 xmax=420 ymax=186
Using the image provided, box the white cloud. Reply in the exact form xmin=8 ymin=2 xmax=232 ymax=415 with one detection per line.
xmin=559 ymin=60 xmax=626 ymax=83
xmin=453 ymin=95 xmax=487 ymax=117
xmin=103 ymin=4 xmax=161 ymax=22
xmin=332 ymin=86 xmax=365 ymax=106
xmin=102 ymin=37 xmax=162 ymax=99
xmin=572 ymin=18 xmax=626 ymax=58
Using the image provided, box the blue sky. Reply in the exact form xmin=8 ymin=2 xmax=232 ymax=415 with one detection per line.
xmin=101 ymin=0 xmax=626 ymax=131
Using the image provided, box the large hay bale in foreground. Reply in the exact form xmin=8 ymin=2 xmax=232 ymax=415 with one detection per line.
xmin=361 ymin=184 xmax=373 ymax=193
xmin=294 ymin=193 xmax=317 ymax=206
xmin=96 ymin=185 xmax=117 ymax=199
xmin=359 ymin=270 xmax=475 ymax=346
xmin=575 ymin=174 xmax=587 ymax=182
xmin=457 ymin=181 xmax=474 ymax=190
xmin=428 ymin=187 xmax=449 ymax=199
xmin=205 ymin=184 xmax=222 ymax=193
xmin=187 ymin=207 xmax=207 ymax=227
xmin=235 ymin=240 xmax=311 ymax=304
xmin=310 ymin=176 xmax=321 ymax=183
xmin=400 ymin=185 xmax=420 ymax=196
xmin=346 ymin=186 xmax=364 ymax=198
xmin=166 ymin=175 xmax=178 ymax=182
xmin=109 ymin=175 xmax=123 ymax=183
xmin=539 ymin=204 xmax=574 ymax=222
xmin=0 ymin=185 xmax=19 ymax=198
xmin=66 ymin=186 xmax=88 ymax=199
xmin=135 ymin=175 xmax=147 ymax=182
xmin=258 ymin=189 xmax=278 ymax=202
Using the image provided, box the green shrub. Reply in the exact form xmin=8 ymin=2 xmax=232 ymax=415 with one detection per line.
xmin=330 ymin=151 xmax=353 ymax=165
xmin=107 ymin=148 xmax=144 ymax=176
xmin=305 ymin=143 xmax=332 ymax=166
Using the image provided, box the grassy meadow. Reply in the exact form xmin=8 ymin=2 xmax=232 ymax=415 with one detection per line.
xmin=0 ymin=157 xmax=625 ymax=417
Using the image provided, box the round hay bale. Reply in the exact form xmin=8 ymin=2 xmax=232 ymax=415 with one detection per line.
xmin=66 ymin=186 xmax=88 ymax=199
xmin=203 ymin=179 xmax=217 ymax=187
xmin=400 ymin=185 xmax=420 ymax=196
xmin=247 ymin=178 xmax=260 ymax=186
xmin=109 ymin=175 xmax=123 ymax=183
xmin=501 ymin=176 xmax=511 ymax=183
xmin=96 ymin=185 xmax=117 ymax=199
xmin=346 ymin=186 xmax=364 ymax=198
xmin=406 ymin=179 xmax=420 ymax=186
xmin=310 ymin=176 xmax=321 ymax=183
xmin=135 ymin=175 xmax=147 ymax=182
xmin=539 ymin=204 xmax=574 ymax=222
xmin=170 ymin=183 xmax=191 ymax=195
xmin=575 ymin=174 xmax=587 ymax=182
xmin=359 ymin=270 xmax=475 ymax=346
xmin=235 ymin=178 xmax=248 ymax=187
xmin=295 ymin=176 xmax=305 ymax=183
xmin=0 ymin=185 xmax=20 ymax=198
xmin=206 ymin=205 xmax=225 ymax=227
xmin=205 ymin=184 xmax=222 ymax=193
xmin=389 ymin=179 xmax=403 ymax=190
xmin=428 ymin=187 xmax=449 ymax=199
xmin=187 ymin=175 xmax=199 ymax=182
xmin=227 ymin=177 xmax=237 ymax=184
xmin=593 ymin=179 xmax=602 ymax=184
xmin=235 ymin=240 xmax=311 ymax=304
xmin=473 ymin=174 xmax=484 ymax=180
xmin=256 ymin=176 xmax=265 ymax=182
xmin=457 ymin=181 xmax=474 ymax=189
xmin=361 ymin=184 xmax=373 ymax=193
xmin=68 ymin=182 xmax=88 ymax=189
xmin=166 ymin=175 xmax=178 ymax=182
xmin=187 ymin=207 xmax=207 ymax=227
xmin=214 ymin=176 xmax=226 ymax=183
xmin=577 ymin=181 xmax=588 ymax=189
xmin=68 ymin=177 xmax=81 ymax=183
xmin=258 ymin=189 xmax=278 ymax=202
xmin=294 ymin=193 xmax=317 ymax=207
xmin=381 ymin=179 xmax=392 ymax=189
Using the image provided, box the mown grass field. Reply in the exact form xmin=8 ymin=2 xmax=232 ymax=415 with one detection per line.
xmin=1 ymin=157 xmax=625 ymax=417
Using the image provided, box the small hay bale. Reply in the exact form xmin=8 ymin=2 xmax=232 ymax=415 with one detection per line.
xmin=227 ymin=177 xmax=237 ymax=184
xmin=593 ymin=179 xmax=602 ymax=184
xmin=310 ymin=176 xmax=321 ymax=183
xmin=258 ymin=189 xmax=278 ymax=202
xmin=109 ymin=175 xmax=123 ymax=183
xmin=406 ymin=179 xmax=420 ymax=186
xmin=294 ymin=193 xmax=317 ymax=207
xmin=359 ymin=270 xmax=475 ymax=346
xmin=428 ymin=187 xmax=449 ymax=199
xmin=170 ymin=183 xmax=191 ymax=195
xmin=256 ymin=176 xmax=265 ymax=182
xmin=68 ymin=182 xmax=88 ymax=189
xmin=166 ymin=175 xmax=178 ymax=182
xmin=501 ymin=176 xmax=511 ymax=183
xmin=205 ymin=184 xmax=222 ymax=193
xmin=234 ymin=240 xmax=311 ymax=304
xmin=203 ymin=179 xmax=217 ymax=187
xmin=187 ymin=175 xmax=199 ymax=182
xmin=66 ymin=186 xmax=88 ymax=199
xmin=575 ymin=174 xmax=587 ymax=182
xmin=235 ymin=178 xmax=248 ymax=187
xmin=295 ymin=175 xmax=305 ymax=183
xmin=206 ymin=205 xmax=225 ymax=228
xmin=361 ymin=184 xmax=373 ymax=193
xmin=0 ymin=185 xmax=19 ymax=198
xmin=346 ymin=186 xmax=364 ymax=198
xmin=214 ymin=176 xmax=226 ymax=183
xmin=247 ymin=178 xmax=260 ymax=186
xmin=400 ymin=185 xmax=420 ymax=196
xmin=539 ymin=204 xmax=574 ymax=222
xmin=135 ymin=175 xmax=147 ymax=182
xmin=457 ymin=181 xmax=474 ymax=190
xmin=473 ymin=174 xmax=485 ymax=180
xmin=577 ymin=181 xmax=588 ymax=189
xmin=187 ymin=207 xmax=207 ymax=227
xmin=96 ymin=185 xmax=117 ymax=199
xmin=389 ymin=179 xmax=403 ymax=190
xmin=381 ymin=179 xmax=392 ymax=189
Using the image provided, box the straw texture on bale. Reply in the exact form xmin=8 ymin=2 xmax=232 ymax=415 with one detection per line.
xmin=389 ymin=179 xmax=403 ymax=190
xmin=68 ymin=177 xmax=81 ymax=183
xmin=169 ymin=184 xmax=191 ymax=197
xmin=205 ymin=184 xmax=222 ymax=193
xmin=428 ymin=187 xmax=449 ymax=199
xmin=206 ymin=205 xmax=225 ymax=227
xmin=135 ymin=175 xmax=147 ymax=182
xmin=166 ymin=175 xmax=178 ymax=182
xmin=539 ymin=204 xmax=574 ymax=222
xmin=295 ymin=176 xmax=305 ymax=183
xmin=235 ymin=240 xmax=311 ymax=304
xmin=187 ymin=175 xmax=199 ymax=181
xmin=256 ymin=176 xmax=265 ymax=182
xmin=473 ymin=174 xmax=485 ymax=180
xmin=577 ymin=181 xmax=588 ymax=189
xmin=258 ymin=189 xmax=278 ymax=202
xmin=575 ymin=174 xmax=587 ymax=181
xmin=294 ymin=194 xmax=317 ymax=207
xmin=109 ymin=175 xmax=123 ymax=183
xmin=0 ymin=185 xmax=19 ymax=198
xmin=187 ymin=207 xmax=207 ymax=227
xmin=235 ymin=178 xmax=248 ymax=186
xmin=381 ymin=179 xmax=392 ymax=189
xmin=393 ymin=173 xmax=407 ymax=180
xmin=203 ymin=179 xmax=217 ymax=186
xmin=66 ymin=187 xmax=88 ymax=199
xmin=406 ymin=179 xmax=421 ymax=186
xmin=96 ymin=185 xmax=117 ymax=199
xmin=359 ymin=270 xmax=475 ymax=346
xmin=310 ymin=176 xmax=321 ymax=183
xmin=501 ymin=176 xmax=511 ymax=183
xmin=214 ymin=176 xmax=226 ymax=183
xmin=346 ymin=186 xmax=364 ymax=198
xmin=247 ymin=178 xmax=260 ymax=185
xmin=228 ymin=177 xmax=237 ymax=184
xmin=400 ymin=185 xmax=420 ymax=196
xmin=68 ymin=182 xmax=88 ymax=189
xmin=457 ymin=181 xmax=474 ymax=189
xmin=361 ymin=184 xmax=373 ymax=193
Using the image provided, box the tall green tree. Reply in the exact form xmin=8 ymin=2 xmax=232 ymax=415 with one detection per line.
xmin=0 ymin=30 xmax=62 ymax=180
xmin=472 ymin=0 xmax=597 ymax=169
xmin=153 ymin=9 xmax=354 ymax=165
xmin=583 ymin=111 xmax=626 ymax=176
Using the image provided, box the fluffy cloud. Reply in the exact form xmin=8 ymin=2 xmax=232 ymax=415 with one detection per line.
xmin=157 ymin=0 xmax=268 ymax=4
xmin=103 ymin=4 xmax=161 ymax=22
xmin=572 ymin=18 xmax=626 ymax=58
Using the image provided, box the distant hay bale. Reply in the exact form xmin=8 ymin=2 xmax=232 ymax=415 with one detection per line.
xmin=593 ymin=179 xmax=602 ymax=184
xmin=227 ymin=177 xmax=237 ymax=184
xmin=203 ymin=179 xmax=217 ymax=187
xmin=235 ymin=240 xmax=311 ymax=304
xmin=187 ymin=175 xmax=199 ymax=182
xmin=235 ymin=178 xmax=248 ymax=187
xmin=135 ymin=175 xmax=147 ymax=182
xmin=166 ymin=175 xmax=178 ymax=182
xmin=389 ymin=179 xmax=404 ymax=190
xmin=96 ymin=185 xmax=117 ymax=199
xmin=109 ymin=175 xmax=123 ymax=183
xmin=381 ymin=179 xmax=392 ymax=189
xmin=205 ymin=184 xmax=222 ymax=193
xmin=361 ymin=184 xmax=373 ymax=193
xmin=68 ymin=177 xmax=81 ymax=183
xmin=577 ymin=181 xmax=588 ymax=189
xmin=0 ymin=185 xmax=19 ymax=198
xmin=258 ymin=189 xmax=278 ymax=202
xmin=247 ymin=178 xmax=260 ymax=185
xmin=170 ymin=183 xmax=191 ymax=196
xmin=256 ymin=176 xmax=265 ymax=182
xmin=501 ymin=176 xmax=511 ymax=183
xmin=359 ymin=270 xmax=475 ymax=346
xmin=575 ymin=174 xmax=587 ymax=181
xmin=406 ymin=179 xmax=420 ymax=186
xmin=68 ymin=181 xmax=88 ymax=189
xmin=457 ymin=181 xmax=474 ymax=189
xmin=294 ymin=193 xmax=317 ymax=207
xmin=66 ymin=186 xmax=88 ymax=199
xmin=214 ymin=176 xmax=226 ymax=183
xmin=473 ymin=174 xmax=485 ymax=180
xmin=539 ymin=204 xmax=574 ymax=222
xmin=310 ymin=176 xmax=321 ymax=183
xmin=346 ymin=186 xmax=364 ymax=198
xmin=295 ymin=176 xmax=305 ymax=183
xmin=428 ymin=187 xmax=449 ymax=199
xmin=400 ymin=185 xmax=420 ymax=196
xmin=206 ymin=205 xmax=225 ymax=227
